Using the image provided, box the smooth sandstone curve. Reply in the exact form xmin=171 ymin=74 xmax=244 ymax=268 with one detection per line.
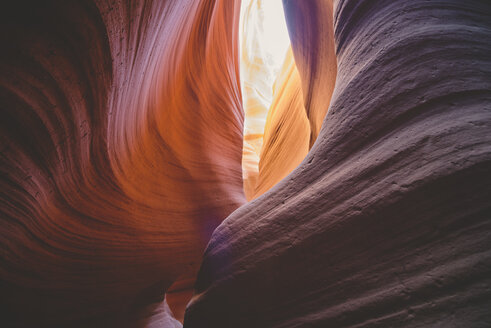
xmin=283 ymin=0 xmax=337 ymax=146
xmin=0 ymin=0 xmax=244 ymax=326
xmin=253 ymin=48 xmax=310 ymax=199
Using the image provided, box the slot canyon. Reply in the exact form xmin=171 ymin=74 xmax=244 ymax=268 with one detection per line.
xmin=1 ymin=0 xmax=490 ymax=327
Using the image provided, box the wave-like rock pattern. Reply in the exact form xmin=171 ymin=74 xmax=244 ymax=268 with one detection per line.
xmin=253 ymin=48 xmax=310 ymax=199
xmin=0 ymin=0 xmax=244 ymax=326
xmin=185 ymin=0 xmax=491 ymax=327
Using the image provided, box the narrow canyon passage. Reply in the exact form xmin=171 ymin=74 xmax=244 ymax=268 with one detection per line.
xmin=1 ymin=0 xmax=491 ymax=327
xmin=240 ymin=0 xmax=297 ymax=200
xmin=240 ymin=0 xmax=337 ymax=201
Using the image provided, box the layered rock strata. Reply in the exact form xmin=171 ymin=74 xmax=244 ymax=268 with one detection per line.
xmin=0 ymin=0 xmax=244 ymax=326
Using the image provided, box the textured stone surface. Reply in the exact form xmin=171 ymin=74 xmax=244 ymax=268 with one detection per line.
xmin=185 ymin=0 xmax=491 ymax=327
xmin=0 ymin=0 xmax=243 ymax=326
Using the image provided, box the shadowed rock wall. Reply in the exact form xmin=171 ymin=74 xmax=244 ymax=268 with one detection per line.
xmin=184 ymin=0 xmax=491 ymax=326
xmin=283 ymin=0 xmax=337 ymax=146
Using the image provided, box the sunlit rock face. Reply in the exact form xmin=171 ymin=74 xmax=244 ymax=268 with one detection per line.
xmin=185 ymin=0 xmax=491 ymax=327
xmin=253 ymin=49 xmax=310 ymax=198
xmin=0 ymin=0 xmax=244 ymax=326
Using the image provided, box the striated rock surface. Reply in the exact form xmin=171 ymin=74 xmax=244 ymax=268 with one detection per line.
xmin=253 ymin=48 xmax=310 ymax=199
xmin=0 ymin=0 xmax=244 ymax=326
xmin=185 ymin=0 xmax=491 ymax=327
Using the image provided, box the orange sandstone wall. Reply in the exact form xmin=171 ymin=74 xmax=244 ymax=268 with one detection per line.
xmin=0 ymin=0 xmax=243 ymax=326
xmin=253 ymin=49 xmax=310 ymax=198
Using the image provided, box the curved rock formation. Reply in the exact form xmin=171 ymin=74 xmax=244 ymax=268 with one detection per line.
xmin=253 ymin=48 xmax=310 ymax=198
xmin=185 ymin=0 xmax=491 ymax=327
xmin=283 ymin=0 xmax=337 ymax=146
xmin=0 ymin=0 xmax=244 ymax=326
xmin=2 ymin=0 xmax=491 ymax=327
